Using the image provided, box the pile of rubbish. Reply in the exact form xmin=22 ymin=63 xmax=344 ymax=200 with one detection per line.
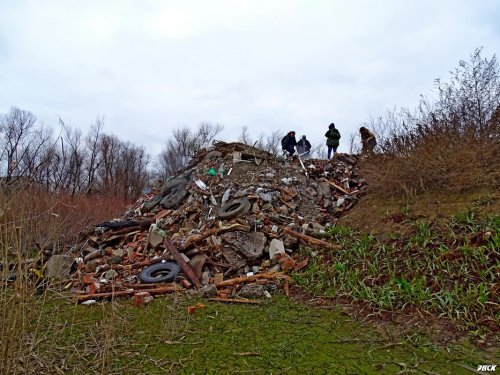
xmin=67 ymin=142 xmax=367 ymax=305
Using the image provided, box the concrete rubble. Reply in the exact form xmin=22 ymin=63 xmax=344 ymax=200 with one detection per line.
xmin=70 ymin=142 xmax=367 ymax=304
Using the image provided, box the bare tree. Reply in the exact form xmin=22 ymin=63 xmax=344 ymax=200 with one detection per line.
xmin=0 ymin=108 xmax=151 ymax=199
xmin=310 ymin=142 xmax=327 ymax=159
xmin=17 ymin=125 xmax=54 ymax=179
xmin=0 ymin=107 xmax=37 ymax=182
xmin=97 ymin=133 xmax=121 ymax=193
xmin=238 ymin=126 xmax=252 ymax=145
xmin=114 ymin=142 xmax=150 ymax=199
xmin=157 ymin=122 xmax=224 ymax=178
xmin=84 ymin=116 xmax=104 ymax=194
xmin=236 ymin=127 xmax=283 ymax=156
xmin=62 ymin=125 xmax=86 ymax=196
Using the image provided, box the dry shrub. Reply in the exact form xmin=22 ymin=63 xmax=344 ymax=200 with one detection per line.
xmin=1 ymin=189 xmax=129 ymax=252
xmin=360 ymin=49 xmax=500 ymax=197
xmin=0 ymin=188 xmax=128 ymax=374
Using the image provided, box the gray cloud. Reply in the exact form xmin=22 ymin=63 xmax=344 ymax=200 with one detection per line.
xmin=1 ymin=0 xmax=499 ymax=155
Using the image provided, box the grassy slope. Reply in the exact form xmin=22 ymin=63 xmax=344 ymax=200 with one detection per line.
xmin=13 ymin=294 xmax=496 ymax=374
xmin=290 ymin=189 xmax=499 ymax=341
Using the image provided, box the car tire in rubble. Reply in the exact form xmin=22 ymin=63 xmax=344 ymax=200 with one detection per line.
xmin=141 ymin=194 xmax=163 ymax=213
xmin=141 ymin=177 xmax=189 ymax=213
xmin=160 ymin=183 xmax=188 ymax=209
xmin=138 ymin=262 xmax=181 ymax=283
xmin=160 ymin=177 xmax=188 ymax=197
xmin=217 ymin=198 xmax=251 ymax=220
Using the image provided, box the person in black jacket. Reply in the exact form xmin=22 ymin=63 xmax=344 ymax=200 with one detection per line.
xmin=297 ymin=135 xmax=311 ymax=158
xmin=325 ymin=123 xmax=341 ymax=159
xmin=281 ymin=131 xmax=297 ymax=156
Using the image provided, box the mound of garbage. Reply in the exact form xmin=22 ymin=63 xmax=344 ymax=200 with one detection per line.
xmin=69 ymin=142 xmax=367 ymax=304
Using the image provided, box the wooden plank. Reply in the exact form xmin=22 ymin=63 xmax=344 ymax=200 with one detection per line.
xmin=165 ymin=239 xmax=201 ymax=287
xmin=283 ymin=227 xmax=340 ymax=249
xmin=76 ymin=285 xmax=180 ymax=301
xmin=321 ymin=178 xmax=350 ymax=195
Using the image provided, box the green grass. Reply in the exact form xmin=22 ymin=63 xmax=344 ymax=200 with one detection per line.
xmin=8 ymin=293 xmax=495 ymax=374
xmin=292 ymin=210 xmax=500 ymax=338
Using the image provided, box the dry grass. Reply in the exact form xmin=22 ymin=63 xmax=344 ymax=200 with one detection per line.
xmin=360 ymin=126 xmax=500 ymax=197
xmin=0 ymin=188 xmax=127 ymax=374
xmin=1 ymin=189 xmax=129 ymax=251
xmin=360 ymin=49 xmax=500 ymax=198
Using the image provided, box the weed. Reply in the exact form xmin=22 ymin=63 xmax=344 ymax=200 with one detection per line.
xmin=294 ymin=211 xmax=500 ymax=334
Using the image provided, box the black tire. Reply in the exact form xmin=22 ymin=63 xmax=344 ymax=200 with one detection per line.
xmin=141 ymin=194 xmax=163 ymax=213
xmin=141 ymin=177 xmax=189 ymax=213
xmin=139 ymin=262 xmax=181 ymax=283
xmin=160 ymin=178 xmax=188 ymax=197
xmin=217 ymin=198 xmax=251 ymax=220
xmin=160 ymin=183 xmax=188 ymax=209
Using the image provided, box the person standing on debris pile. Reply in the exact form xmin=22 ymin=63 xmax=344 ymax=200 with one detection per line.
xmin=281 ymin=131 xmax=297 ymax=156
xmin=325 ymin=123 xmax=341 ymax=159
xmin=359 ymin=126 xmax=377 ymax=154
xmin=297 ymin=135 xmax=312 ymax=159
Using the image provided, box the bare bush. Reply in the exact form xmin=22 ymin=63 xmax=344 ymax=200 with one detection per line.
xmin=360 ymin=48 xmax=500 ymax=196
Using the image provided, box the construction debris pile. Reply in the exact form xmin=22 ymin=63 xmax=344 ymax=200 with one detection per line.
xmin=70 ymin=142 xmax=367 ymax=305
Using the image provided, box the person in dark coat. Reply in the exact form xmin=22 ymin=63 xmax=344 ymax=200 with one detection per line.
xmin=297 ymin=135 xmax=311 ymax=158
xmin=325 ymin=123 xmax=341 ymax=159
xmin=359 ymin=127 xmax=376 ymax=154
xmin=281 ymin=131 xmax=297 ymax=156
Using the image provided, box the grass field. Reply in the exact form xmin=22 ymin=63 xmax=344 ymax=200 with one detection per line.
xmin=6 ymin=293 xmax=497 ymax=374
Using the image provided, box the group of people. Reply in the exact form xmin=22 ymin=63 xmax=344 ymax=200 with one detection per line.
xmin=281 ymin=124 xmax=376 ymax=159
xmin=280 ymin=131 xmax=311 ymax=158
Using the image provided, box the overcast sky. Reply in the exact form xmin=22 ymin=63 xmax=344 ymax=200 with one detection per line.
xmin=1 ymin=1 xmax=499 ymax=155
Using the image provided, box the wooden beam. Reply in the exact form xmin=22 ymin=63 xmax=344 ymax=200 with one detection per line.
xmin=321 ymin=178 xmax=350 ymax=195
xmin=165 ymin=239 xmax=201 ymax=287
xmin=283 ymin=227 xmax=340 ymax=250
xmin=76 ymin=285 xmax=180 ymax=301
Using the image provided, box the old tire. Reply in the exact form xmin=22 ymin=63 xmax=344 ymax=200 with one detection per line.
xmin=160 ymin=183 xmax=188 ymax=209
xmin=141 ymin=178 xmax=189 ymax=213
xmin=160 ymin=178 xmax=188 ymax=197
xmin=139 ymin=262 xmax=181 ymax=283
xmin=217 ymin=198 xmax=251 ymax=220
xmin=141 ymin=194 xmax=163 ymax=213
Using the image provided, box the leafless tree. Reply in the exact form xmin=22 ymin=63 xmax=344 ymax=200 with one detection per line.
xmin=115 ymin=142 xmax=150 ymax=199
xmin=84 ymin=116 xmax=103 ymax=194
xmin=310 ymin=142 xmax=327 ymax=159
xmin=263 ymin=130 xmax=283 ymax=155
xmin=0 ymin=107 xmax=57 ymax=188
xmin=96 ymin=133 xmax=121 ymax=193
xmin=17 ymin=125 xmax=54 ymax=179
xmin=157 ymin=122 xmax=224 ymax=178
xmin=62 ymin=125 xmax=86 ymax=196
xmin=238 ymin=126 xmax=252 ymax=145
xmin=237 ymin=127 xmax=283 ymax=156
xmin=0 ymin=107 xmax=37 ymax=182
xmin=0 ymin=108 xmax=151 ymax=198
